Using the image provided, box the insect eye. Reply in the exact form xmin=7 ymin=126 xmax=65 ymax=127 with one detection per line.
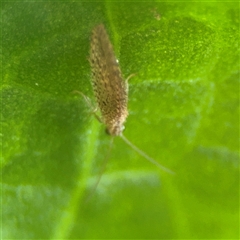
xmin=105 ymin=128 xmax=110 ymax=135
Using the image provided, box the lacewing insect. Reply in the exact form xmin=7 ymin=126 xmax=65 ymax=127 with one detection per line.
xmin=83 ymin=24 xmax=174 ymax=195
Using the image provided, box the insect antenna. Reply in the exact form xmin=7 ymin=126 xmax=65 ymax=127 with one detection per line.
xmin=85 ymin=136 xmax=114 ymax=202
xmin=120 ymin=134 xmax=175 ymax=175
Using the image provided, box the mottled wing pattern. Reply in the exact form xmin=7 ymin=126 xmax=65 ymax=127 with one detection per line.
xmin=88 ymin=25 xmax=174 ymax=174
xmin=90 ymin=24 xmax=128 ymax=135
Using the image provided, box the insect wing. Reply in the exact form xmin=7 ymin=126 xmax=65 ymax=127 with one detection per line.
xmin=90 ymin=24 xmax=128 ymax=126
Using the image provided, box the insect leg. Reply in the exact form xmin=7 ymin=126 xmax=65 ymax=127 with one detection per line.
xmin=72 ymin=90 xmax=103 ymax=123
xmin=125 ymin=73 xmax=136 ymax=82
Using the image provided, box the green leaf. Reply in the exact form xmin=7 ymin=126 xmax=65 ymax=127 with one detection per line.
xmin=2 ymin=1 xmax=239 ymax=239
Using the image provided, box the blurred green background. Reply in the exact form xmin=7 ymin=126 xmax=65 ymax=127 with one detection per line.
xmin=1 ymin=1 xmax=239 ymax=239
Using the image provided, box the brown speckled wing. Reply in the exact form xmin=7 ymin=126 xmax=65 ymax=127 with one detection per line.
xmin=90 ymin=24 xmax=128 ymax=135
